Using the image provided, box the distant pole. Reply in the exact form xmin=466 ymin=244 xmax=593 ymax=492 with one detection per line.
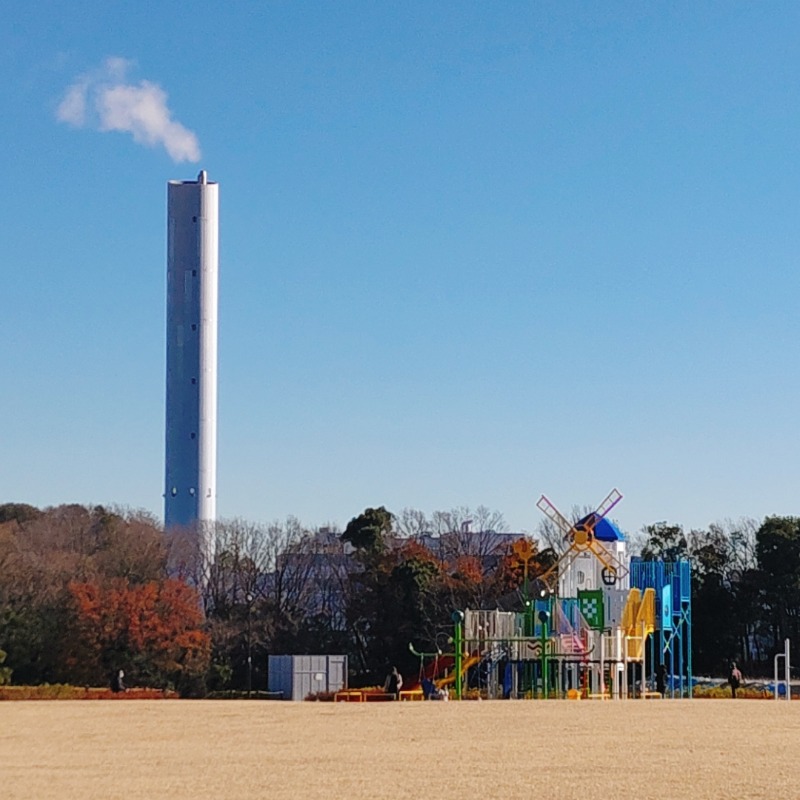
xmin=684 ymin=560 xmax=693 ymax=699
xmin=774 ymin=638 xmax=791 ymax=701
xmin=246 ymin=592 xmax=253 ymax=698
xmin=540 ymin=609 xmax=550 ymax=699
xmin=452 ymin=611 xmax=464 ymax=700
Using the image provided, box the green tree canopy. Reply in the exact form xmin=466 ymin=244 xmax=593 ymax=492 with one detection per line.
xmin=341 ymin=506 xmax=394 ymax=553
xmin=0 ymin=503 xmax=42 ymax=525
xmin=640 ymin=522 xmax=689 ymax=562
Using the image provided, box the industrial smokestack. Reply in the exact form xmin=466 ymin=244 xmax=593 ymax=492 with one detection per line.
xmin=164 ymin=171 xmax=219 ymax=572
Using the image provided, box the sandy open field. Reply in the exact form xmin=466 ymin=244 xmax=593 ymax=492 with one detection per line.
xmin=3 ymin=699 xmax=799 ymax=799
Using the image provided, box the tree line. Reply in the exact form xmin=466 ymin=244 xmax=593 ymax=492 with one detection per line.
xmin=0 ymin=502 xmax=797 ymax=695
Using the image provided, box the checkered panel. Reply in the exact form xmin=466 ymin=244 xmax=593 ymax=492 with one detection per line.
xmin=578 ymin=589 xmax=604 ymax=630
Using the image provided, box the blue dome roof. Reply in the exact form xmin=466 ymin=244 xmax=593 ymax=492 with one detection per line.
xmin=577 ymin=514 xmax=625 ymax=542
xmin=594 ymin=517 xmax=625 ymax=542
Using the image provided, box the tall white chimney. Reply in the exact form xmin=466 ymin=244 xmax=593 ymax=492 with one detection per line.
xmin=164 ymin=171 xmax=218 ymax=568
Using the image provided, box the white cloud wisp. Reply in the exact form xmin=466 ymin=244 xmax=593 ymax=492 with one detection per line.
xmin=57 ymin=58 xmax=201 ymax=163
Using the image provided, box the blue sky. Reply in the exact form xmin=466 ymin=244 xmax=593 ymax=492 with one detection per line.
xmin=3 ymin=2 xmax=800 ymax=537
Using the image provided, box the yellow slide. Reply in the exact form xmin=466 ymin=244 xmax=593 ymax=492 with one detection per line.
xmin=435 ymin=653 xmax=481 ymax=688
xmin=623 ymin=587 xmax=655 ymax=660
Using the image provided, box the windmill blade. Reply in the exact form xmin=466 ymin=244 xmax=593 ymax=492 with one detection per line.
xmin=531 ymin=562 xmax=559 ymax=593
xmin=536 ymin=495 xmax=574 ymax=539
xmin=571 ymin=488 xmax=623 ymax=545
xmin=594 ymin=488 xmax=623 ymax=520
xmin=587 ymin=539 xmax=630 ymax=581
xmin=538 ymin=542 xmax=583 ymax=590
xmin=531 ymin=542 xmax=578 ymax=593
xmin=556 ymin=543 xmax=585 ymax=575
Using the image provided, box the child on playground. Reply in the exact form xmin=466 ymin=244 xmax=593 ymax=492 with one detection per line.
xmin=421 ymin=678 xmax=449 ymax=701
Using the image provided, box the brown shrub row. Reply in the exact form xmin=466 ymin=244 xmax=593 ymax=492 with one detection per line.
xmin=0 ymin=685 xmax=178 ymax=701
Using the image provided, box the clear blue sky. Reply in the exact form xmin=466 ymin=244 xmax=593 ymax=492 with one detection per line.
xmin=3 ymin=2 xmax=800 ymax=537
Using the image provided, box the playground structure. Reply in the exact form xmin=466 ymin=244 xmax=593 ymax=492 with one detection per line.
xmin=409 ymin=490 xmax=692 ymax=700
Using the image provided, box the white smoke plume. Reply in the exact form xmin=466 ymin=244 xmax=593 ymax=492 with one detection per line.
xmin=57 ymin=57 xmax=201 ymax=163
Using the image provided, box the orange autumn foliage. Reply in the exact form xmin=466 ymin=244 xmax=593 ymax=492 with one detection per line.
xmin=68 ymin=579 xmax=210 ymax=688
xmin=452 ymin=555 xmax=484 ymax=584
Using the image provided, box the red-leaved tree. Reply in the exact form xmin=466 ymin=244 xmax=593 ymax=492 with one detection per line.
xmin=67 ymin=578 xmax=210 ymax=695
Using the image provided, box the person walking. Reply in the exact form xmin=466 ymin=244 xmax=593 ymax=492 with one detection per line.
xmin=728 ymin=662 xmax=742 ymax=699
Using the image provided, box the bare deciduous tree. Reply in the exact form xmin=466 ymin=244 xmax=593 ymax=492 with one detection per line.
xmin=395 ymin=508 xmax=430 ymax=539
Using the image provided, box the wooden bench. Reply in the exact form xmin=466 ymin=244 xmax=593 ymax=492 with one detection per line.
xmin=334 ymin=690 xmax=364 ymax=702
xmin=334 ymin=690 xmax=402 ymax=702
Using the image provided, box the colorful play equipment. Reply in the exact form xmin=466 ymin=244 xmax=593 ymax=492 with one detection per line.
xmin=412 ymin=490 xmax=693 ymax=700
xmin=401 ymin=645 xmax=479 ymax=700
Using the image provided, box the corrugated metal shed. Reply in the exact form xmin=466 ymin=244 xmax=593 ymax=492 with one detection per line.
xmin=267 ymin=655 xmax=348 ymax=701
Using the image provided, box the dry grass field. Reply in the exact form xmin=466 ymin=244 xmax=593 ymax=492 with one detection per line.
xmin=4 ymin=699 xmax=799 ymax=799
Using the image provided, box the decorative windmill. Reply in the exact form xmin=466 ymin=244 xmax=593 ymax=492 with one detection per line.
xmin=534 ymin=488 xmax=629 ymax=590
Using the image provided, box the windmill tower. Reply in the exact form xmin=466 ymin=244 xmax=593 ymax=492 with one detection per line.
xmin=535 ymin=489 xmax=629 ymax=597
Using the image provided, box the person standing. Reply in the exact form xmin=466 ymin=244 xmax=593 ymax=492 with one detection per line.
xmin=110 ymin=669 xmax=126 ymax=693
xmin=655 ymin=663 xmax=667 ymax=696
xmin=384 ymin=666 xmax=403 ymax=700
xmin=728 ymin=662 xmax=742 ymax=698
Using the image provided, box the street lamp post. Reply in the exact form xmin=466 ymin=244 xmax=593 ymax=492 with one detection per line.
xmin=245 ymin=592 xmax=253 ymax=698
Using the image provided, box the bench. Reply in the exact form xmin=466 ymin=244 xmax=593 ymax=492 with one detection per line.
xmin=334 ymin=690 xmax=364 ymax=702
